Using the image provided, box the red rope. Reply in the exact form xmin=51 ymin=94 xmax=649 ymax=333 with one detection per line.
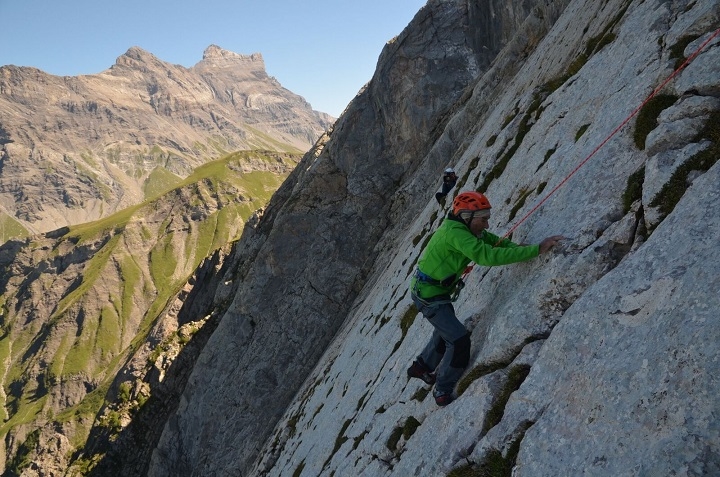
xmin=502 ymin=27 xmax=720 ymax=240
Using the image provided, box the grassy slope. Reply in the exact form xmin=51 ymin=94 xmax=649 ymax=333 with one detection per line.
xmin=0 ymin=150 xmax=300 ymax=471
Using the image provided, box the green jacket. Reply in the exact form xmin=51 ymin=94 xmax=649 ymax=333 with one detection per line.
xmin=411 ymin=215 xmax=539 ymax=299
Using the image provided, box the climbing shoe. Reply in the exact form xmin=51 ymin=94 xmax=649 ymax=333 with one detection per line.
xmin=434 ymin=392 xmax=454 ymax=407
xmin=407 ymin=360 xmax=436 ymax=385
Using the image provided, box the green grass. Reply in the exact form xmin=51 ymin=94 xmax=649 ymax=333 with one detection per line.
xmin=143 ymin=166 xmax=183 ymax=200
xmin=245 ymin=125 xmax=305 ymax=153
xmin=0 ymin=394 xmax=48 ymax=437
xmin=411 ymin=386 xmax=430 ymax=402
xmin=0 ymin=213 xmax=30 ymax=243
xmin=386 ymin=427 xmax=403 ymax=452
xmin=501 ymin=110 xmax=519 ymax=129
xmin=447 ymin=449 xmax=515 ymax=477
xmin=97 ymin=305 xmax=122 ymax=360
xmin=447 ymin=421 xmax=533 ymax=477
xmin=150 ymin=232 xmax=180 ymax=298
xmin=53 ymin=234 xmax=123 ymax=321
xmin=5 ymin=429 xmax=41 ymax=475
xmin=541 ymin=5 xmax=627 ymax=97
xmin=119 ymin=255 xmax=143 ymax=332
xmin=535 ymin=147 xmax=556 ymax=173
xmin=292 ymin=460 xmax=306 ymax=477
xmin=64 ymin=150 xmax=298 ymax=247
xmin=67 ymin=205 xmax=140 ymax=244
xmin=79 ymin=151 xmax=99 ymax=168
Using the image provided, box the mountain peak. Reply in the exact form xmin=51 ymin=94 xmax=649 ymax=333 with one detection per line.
xmin=198 ymin=45 xmax=265 ymax=70
xmin=113 ymin=46 xmax=162 ymax=69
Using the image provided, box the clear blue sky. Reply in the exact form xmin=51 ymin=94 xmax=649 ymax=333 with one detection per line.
xmin=0 ymin=0 xmax=427 ymax=117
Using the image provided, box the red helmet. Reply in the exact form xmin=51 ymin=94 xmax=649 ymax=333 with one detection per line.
xmin=452 ymin=191 xmax=491 ymax=215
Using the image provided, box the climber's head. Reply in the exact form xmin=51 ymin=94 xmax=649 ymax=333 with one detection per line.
xmin=453 ymin=191 xmax=491 ymax=235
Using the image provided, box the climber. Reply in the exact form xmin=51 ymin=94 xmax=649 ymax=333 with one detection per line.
xmin=435 ymin=168 xmax=458 ymax=204
xmin=407 ymin=191 xmax=564 ymax=406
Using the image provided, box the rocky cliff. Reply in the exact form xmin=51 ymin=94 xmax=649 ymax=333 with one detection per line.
xmin=0 ymin=45 xmax=333 ymax=239
xmin=142 ymin=0 xmax=719 ymax=475
xmin=4 ymin=0 xmax=720 ymax=475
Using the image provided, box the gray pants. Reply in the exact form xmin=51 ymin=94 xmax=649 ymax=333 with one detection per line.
xmin=411 ymin=293 xmax=470 ymax=396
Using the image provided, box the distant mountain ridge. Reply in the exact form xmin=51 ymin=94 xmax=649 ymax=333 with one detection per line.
xmin=0 ymin=45 xmax=333 ymax=239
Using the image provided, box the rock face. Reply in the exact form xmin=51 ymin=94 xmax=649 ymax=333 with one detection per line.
xmin=0 ymin=45 xmax=332 ymax=237
xmin=145 ymin=1 xmax=541 ymax=475
xmin=141 ymin=0 xmax=719 ymax=476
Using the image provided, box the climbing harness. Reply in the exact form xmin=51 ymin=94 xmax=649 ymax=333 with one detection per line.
xmin=457 ymin=27 xmax=720 ymax=287
xmin=413 ymin=268 xmax=464 ymax=303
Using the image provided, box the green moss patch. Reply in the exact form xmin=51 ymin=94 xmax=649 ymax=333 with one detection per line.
xmin=575 ymin=124 xmax=590 ymax=142
xmin=649 ymin=111 xmax=720 ymax=220
xmin=633 ymin=94 xmax=678 ymax=150
xmin=447 ymin=421 xmax=533 ymax=477
xmin=391 ymin=304 xmax=419 ymax=354
xmin=457 ymin=361 xmax=507 ymax=397
xmin=622 ymin=166 xmax=645 ymax=214
xmin=322 ymin=418 xmax=353 ymax=470
xmin=386 ymin=416 xmax=421 ymax=453
xmin=292 ymin=460 xmax=305 ymax=477
xmin=535 ymin=147 xmax=556 ymax=173
xmin=411 ymin=386 xmax=430 ymax=402
xmin=508 ymin=188 xmax=533 ymax=222
xmin=669 ymin=35 xmax=700 ymax=69
xmin=482 ymin=365 xmax=531 ymax=436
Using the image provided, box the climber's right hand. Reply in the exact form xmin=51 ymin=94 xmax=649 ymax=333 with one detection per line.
xmin=539 ymin=235 xmax=566 ymax=254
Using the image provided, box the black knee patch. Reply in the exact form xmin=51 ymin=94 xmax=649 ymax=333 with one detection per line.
xmin=450 ymin=333 xmax=471 ymax=368
xmin=435 ymin=339 xmax=446 ymax=355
